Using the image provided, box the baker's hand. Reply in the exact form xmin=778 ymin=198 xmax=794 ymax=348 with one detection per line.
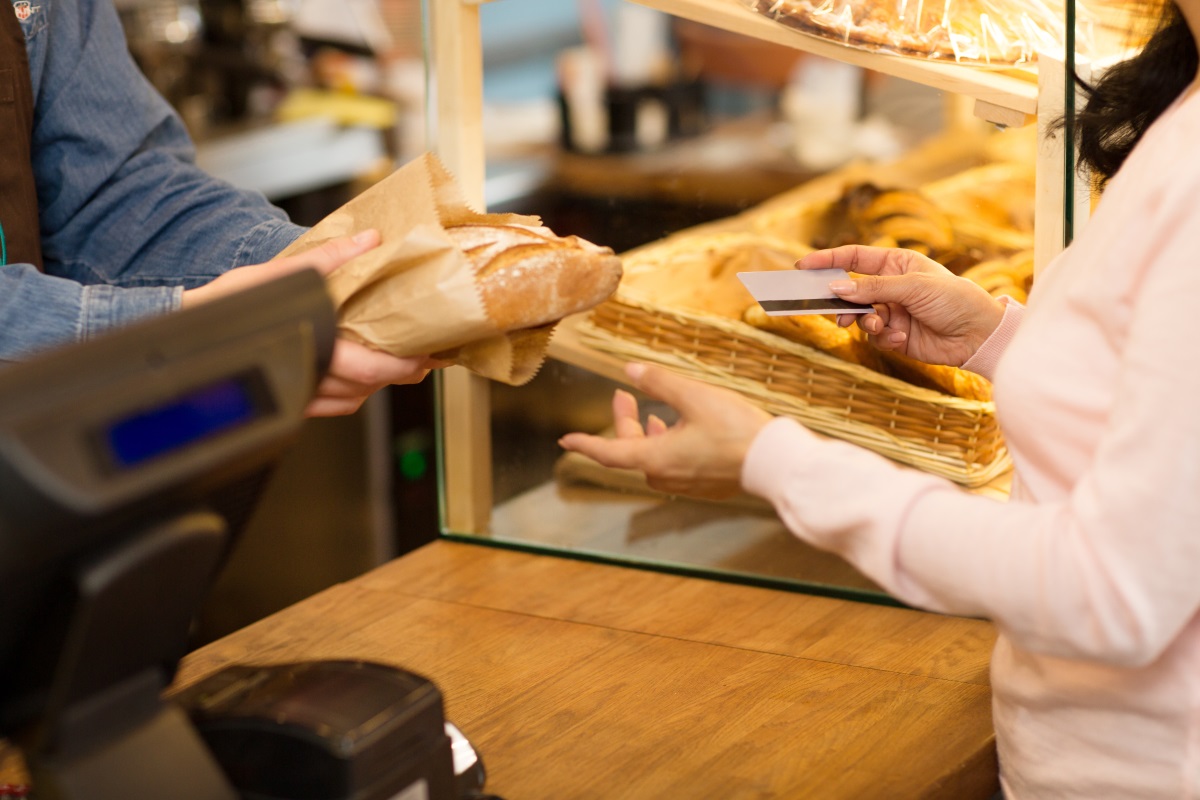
xmin=182 ymin=230 xmax=445 ymax=418
xmin=797 ymin=245 xmax=1005 ymax=367
xmin=307 ymin=344 xmax=445 ymax=417
xmin=558 ymin=363 xmax=773 ymax=500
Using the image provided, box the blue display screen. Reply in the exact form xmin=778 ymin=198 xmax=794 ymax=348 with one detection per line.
xmin=105 ymin=375 xmax=263 ymax=468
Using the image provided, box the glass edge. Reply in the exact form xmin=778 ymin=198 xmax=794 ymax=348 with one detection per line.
xmin=440 ymin=532 xmax=910 ymax=610
xmin=1064 ymin=0 xmax=1077 ymax=246
xmin=433 ymin=369 xmax=449 ymax=535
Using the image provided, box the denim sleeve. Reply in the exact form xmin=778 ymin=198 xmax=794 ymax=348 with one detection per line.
xmin=7 ymin=0 xmax=305 ymax=357
xmin=0 ymin=264 xmax=180 ymax=363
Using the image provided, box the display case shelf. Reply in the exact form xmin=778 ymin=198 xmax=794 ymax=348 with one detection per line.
xmin=431 ymin=0 xmax=1089 ymax=603
xmin=632 ymin=0 xmax=1038 ymax=119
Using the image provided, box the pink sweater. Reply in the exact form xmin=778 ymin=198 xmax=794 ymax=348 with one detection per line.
xmin=742 ymin=93 xmax=1200 ymax=799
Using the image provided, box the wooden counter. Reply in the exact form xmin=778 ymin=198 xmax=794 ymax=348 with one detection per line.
xmin=175 ymin=540 xmax=999 ymax=799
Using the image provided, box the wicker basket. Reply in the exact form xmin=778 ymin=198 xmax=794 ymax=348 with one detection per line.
xmin=582 ymin=296 xmax=1010 ymax=487
xmin=572 ymin=131 xmax=1039 ymax=487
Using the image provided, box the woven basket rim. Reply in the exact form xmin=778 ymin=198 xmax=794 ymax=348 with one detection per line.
xmin=577 ymin=316 xmax=1011 ymax=487
xmin=599 ymin=292 xmax=996 ymax=412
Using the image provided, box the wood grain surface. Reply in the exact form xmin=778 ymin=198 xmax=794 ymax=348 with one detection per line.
xmin=172 ymin=540 xmax=999 ymax=799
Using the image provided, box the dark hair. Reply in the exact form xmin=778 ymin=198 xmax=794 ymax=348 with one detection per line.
xmin=1073 ymin=4 xmax=1196 ymax=184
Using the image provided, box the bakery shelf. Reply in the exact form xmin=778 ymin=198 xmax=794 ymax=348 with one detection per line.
xmin=630 ymin=0 xmax=1039 ymax=117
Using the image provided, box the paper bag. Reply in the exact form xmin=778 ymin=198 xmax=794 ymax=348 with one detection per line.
xmin=276 ymin=152 xmax=588 ymax=385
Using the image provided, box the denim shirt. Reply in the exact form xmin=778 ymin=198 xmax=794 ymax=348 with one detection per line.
xmin=2 ymin=0 xmax=304 ymax=361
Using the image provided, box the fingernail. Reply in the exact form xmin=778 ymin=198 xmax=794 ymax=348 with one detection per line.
xmin=888 ymin=331 xmax=907 ymax=344
xmin=828 ymin=280 xmax=855 ymax=294
xmin=625 ymin=363 xmax=646 ymax=381
xmin=352 ymin=229 xmax=377 ymax=244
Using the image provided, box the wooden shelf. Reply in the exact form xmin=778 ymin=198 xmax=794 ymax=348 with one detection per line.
xmin=632 ymin=0 xmax=1039 ymax=115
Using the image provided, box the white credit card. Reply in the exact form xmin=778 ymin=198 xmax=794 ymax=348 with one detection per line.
xmin=737 ymin=269 xmax=874 ymax=316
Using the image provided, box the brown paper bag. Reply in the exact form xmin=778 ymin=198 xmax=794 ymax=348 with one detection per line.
xmin=276 ymin=152 xmax=586 ymax=385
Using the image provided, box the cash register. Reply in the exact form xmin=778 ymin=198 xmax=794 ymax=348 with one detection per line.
xmin=0 ymin=271 xmax=488 ymax=800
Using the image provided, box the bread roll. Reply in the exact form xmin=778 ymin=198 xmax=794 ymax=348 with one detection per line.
xmin=445 ymin=223 xmax=623 ymax=331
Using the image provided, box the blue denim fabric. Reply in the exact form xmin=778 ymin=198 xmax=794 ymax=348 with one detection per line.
xmin=1 ymin=0 xmax=304 ymax=362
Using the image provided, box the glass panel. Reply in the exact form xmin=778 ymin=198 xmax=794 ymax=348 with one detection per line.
xmin=485 ymin=360 xmax=893 ymax=604
xmin=1065 ymin=0 xmax=1078 ymax=245
xmin=432 ymin=0 xmax=1060 ymax=606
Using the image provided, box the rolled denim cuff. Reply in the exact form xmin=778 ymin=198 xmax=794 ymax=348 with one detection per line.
xmin=80 ymin=283 xmax=181 ymax=341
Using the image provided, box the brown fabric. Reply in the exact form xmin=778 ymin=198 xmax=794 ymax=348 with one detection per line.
xmin=0 ymin=2 xmax=40 ymax=269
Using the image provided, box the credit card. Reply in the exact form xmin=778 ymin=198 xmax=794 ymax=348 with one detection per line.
xmin=737 ymin=269 xmax=874 ymax=316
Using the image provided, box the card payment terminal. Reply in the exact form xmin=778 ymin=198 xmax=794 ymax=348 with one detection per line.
xmin=0 ymin=271 xmax=488 ymax=800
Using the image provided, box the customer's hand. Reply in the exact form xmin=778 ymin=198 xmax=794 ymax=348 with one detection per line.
xmin=558 ymin=363 xmax=773 ymax=500
xmin=798 ymin=246 xmax=1006 ymax=367
xmin=182 ymin=230 xmax=445 ymax=417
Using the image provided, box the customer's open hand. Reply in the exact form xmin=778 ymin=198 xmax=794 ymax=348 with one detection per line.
xmin=559 ymin=363 xmax=773 ymax=500
xmin=182 ymin=230 xmax=446 ymax=417
xmin=798 ymin=245 xmax=1006 ymax=367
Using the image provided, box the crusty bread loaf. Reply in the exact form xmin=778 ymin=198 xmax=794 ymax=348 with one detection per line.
xmin=445 ymin=223 xmax=623 ymax=331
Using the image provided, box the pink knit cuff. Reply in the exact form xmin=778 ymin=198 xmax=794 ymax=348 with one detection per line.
xmin=962 ymin=296 xmax=1025 ymax=383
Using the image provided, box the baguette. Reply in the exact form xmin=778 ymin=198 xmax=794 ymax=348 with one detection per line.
xmin=445 ymin=223 xmax=623 ymax=332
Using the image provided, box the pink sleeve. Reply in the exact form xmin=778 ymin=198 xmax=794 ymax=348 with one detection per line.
xmin=741 ymin=226 xmax=1200 ymax=667
xmin=741 ymin=417 xmax=970 ymax=610
xmin=961 ymin=296 xmax=1024 ymax=381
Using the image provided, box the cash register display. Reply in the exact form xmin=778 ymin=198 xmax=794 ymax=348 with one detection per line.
xmin=102 ymin=371 xmax=271 ymax=469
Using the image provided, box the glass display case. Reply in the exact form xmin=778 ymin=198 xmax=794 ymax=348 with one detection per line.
xmin=428 ymin=0 xmax=1135 ymax=605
